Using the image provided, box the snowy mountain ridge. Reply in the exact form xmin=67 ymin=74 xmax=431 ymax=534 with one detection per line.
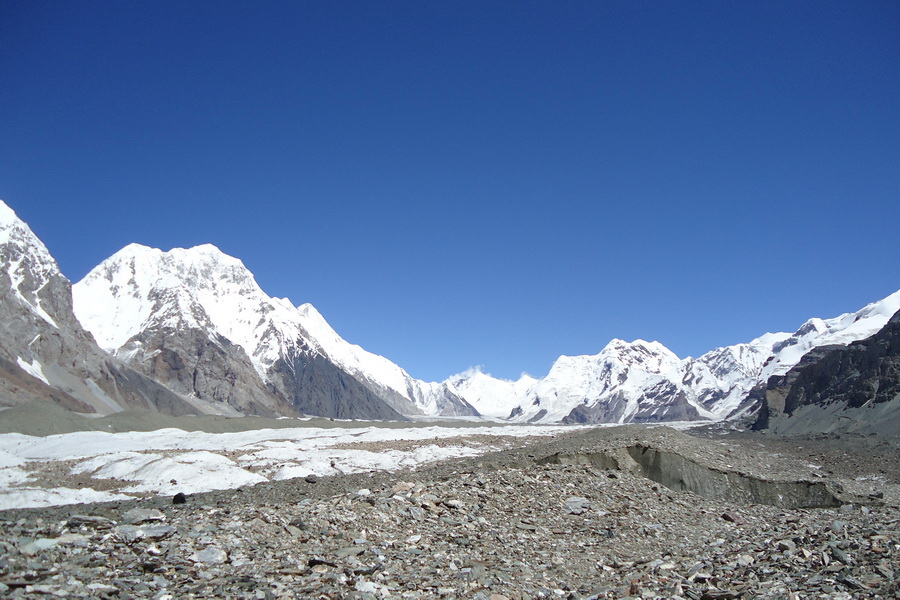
xmin=448 ymin=290 xmax=900 ymax=424
xmin=3 ymin=197 xmax=898 ymax=424
xmin=73 ymin=239 xmax=900 ymax=424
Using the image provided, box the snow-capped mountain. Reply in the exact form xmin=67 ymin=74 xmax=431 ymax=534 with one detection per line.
xmin=0 ymin=200 xmax=195 ymax=415
xmin=4 ymin=195 xmax=898 ymax=425
xmin=448 ymin=290 xmax=900 ymax=424
xmin=73 ymin=244 xmax=477 ymax=419
xmin=527 ymin=339 xmax=717 ymax=424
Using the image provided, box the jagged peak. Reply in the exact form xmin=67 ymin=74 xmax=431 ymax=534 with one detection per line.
xmin=86 ymin=243 xmax=259 ymax=298
xmin=0 ymin=200 xmax=56 ymax=263
xmin=101 ymin=242 xmax=244 ymax=269
xmin=598 ymin=338 xmax=679 ymax=361
xmin=0 ymin=198 xmax=21 ymax=225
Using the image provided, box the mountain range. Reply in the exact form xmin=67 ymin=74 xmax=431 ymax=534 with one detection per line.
xmin=2 ymin=198 xmax=898 ymax=425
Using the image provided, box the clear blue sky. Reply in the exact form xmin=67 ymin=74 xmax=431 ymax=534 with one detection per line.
xmin=2 ymin=1 xmax=899 ymax=382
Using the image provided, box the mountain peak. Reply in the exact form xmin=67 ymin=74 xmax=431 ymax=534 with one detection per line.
xmin=0 ymin=198 xmax=20 ymax=225
xmin=107 ymin=242 xmax=240 ymax=267
xmin=0 ymin=199 xmax=66 ymax=329
xmin=599 ymin=338 xmax=679 ymax=362
xmin=0 ymin=200 xmax=55 ymax=262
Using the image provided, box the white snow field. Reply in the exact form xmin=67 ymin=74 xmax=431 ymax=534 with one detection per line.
xmin=0 ymin=423 xmax=585 ymax=511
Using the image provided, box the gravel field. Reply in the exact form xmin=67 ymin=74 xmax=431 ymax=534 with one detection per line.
xmin=1 ymin=425 xmax=898 ymax=599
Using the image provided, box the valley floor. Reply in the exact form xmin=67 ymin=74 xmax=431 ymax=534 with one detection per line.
xmin=0 ymin=425 xmax=899 ymax=599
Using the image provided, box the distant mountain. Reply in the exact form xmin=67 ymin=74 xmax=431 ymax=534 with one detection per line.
xmin=0 ymin=200 xmax=196 ymax=415
xmin=3 ymin=196 xmax=897 ymax=425
xmin=753 ymin=308 xmax=900 ymax=435
xmin=447 ymin=290 xmax=900 ymax=424
xmin=73 ymin=244 xmax=477 ymax=420
xmin=445 ymin=367 xmax=538 ymax=419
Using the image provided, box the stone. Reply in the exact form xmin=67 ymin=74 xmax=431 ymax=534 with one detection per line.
xmin=564 ymin=497 xmax=592 ymax=515
xmin=776 ymin=539 xmax=796 ymax=552
xmin=737 ymin=554 xmax=754 ymax=567
xmin=192 ymin=546 xmax=228 ymax=564
xmin=830 ymin=545 xmax=853 ymax=565
xmin=721 ymin=511 xmax=744 ymax=524
xmin=123 ymin=508 xmax=166 ymax=524
xmin=20 ymin=537 xmax=59 ymax=555
xmin=173 ymin=492 xmax=187 ymax=504
xmin=68 ymin=514 xmax=116 ymax=528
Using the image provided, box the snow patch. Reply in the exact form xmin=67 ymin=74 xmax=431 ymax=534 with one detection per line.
xmin=16 ymin=356 xmax=50 ymax=385
xmin=0 ymin=423 xmax=580 ymax=510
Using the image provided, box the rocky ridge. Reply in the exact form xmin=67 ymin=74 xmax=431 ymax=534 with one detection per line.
xmin=1 ymin=426 xmax=898 ymax=599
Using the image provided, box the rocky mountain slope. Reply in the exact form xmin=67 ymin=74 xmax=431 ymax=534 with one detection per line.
xmin=0 ymin=201 xmax=196 ymax=416
xmin=754 ymin=307 xmax=900 ymax=435
xmin=73 ymin=244 xmax=475 ymax=420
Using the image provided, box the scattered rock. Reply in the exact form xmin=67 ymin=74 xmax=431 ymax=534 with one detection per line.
xmin=776 ymin=539 xmax=797 ymax=552
xmin=122 ymin=507 xmax=166 ymax=524
xmin=192 ymin=546 xmax=228 ymax=564
xmin=564 ymin=496 xmax=592 ymax=514
xmin=721 ymin=511 xmax=744 ymax=524
xmin=1 ymin=425 xmax=898 ymax=600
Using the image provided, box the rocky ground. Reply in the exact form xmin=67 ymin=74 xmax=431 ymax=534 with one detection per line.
xmin=1 ymin=426 xmax=899 ymax=599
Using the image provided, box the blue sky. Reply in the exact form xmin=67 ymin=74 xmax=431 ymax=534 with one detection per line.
xmin=2 ymin=1 xmax=899 ymax=382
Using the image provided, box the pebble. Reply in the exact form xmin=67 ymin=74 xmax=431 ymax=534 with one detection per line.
xmin=192 ymin=546 xmax=228 ymax=564
xmin=122 ymin=508 xmax=166 ymax=524
xmin=563 ymin=496 xmax=592 ymax=514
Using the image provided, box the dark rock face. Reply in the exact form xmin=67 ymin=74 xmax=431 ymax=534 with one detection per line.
xmin=784 ymin=310 xmax=900 ymax=411
xmin=755 ymin=309 xmax=900 ymax=433
xmin=750 ymin=345 xmax=843 ymax=430
xmin=121 ymin=323 xmax=410 ymax=420
xmin=269 ymin=351 xmax=406 ymax=420
xmin=561 ymin=383 xmax=703 ymax=425
xmin=117 ymin=325 xmax=294 ymax=417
